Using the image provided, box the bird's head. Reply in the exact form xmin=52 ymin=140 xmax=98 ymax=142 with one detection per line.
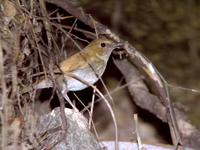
xmin=84 ymin=37 xmax=122 ymax=62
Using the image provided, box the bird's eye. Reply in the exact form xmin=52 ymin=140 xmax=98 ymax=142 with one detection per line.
xmin=100 ymin=42 xmax=106 ymax=48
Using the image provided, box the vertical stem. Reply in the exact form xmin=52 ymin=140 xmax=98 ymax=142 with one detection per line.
xmin=0 ymin=39 xmax=8 ymax=149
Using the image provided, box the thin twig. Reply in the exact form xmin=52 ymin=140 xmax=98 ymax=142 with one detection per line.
xmin=133 ymin=114 xmax=143 ymax=150
xmin=0 ymin=37 xmax=8 ymax=150
xmin=72 ymin=93 xmax=100 ymax=141
xmin=66 ymin=73 xmax=119 ymax=150
xmin=89 ymin=88 xmax=96 ymax=129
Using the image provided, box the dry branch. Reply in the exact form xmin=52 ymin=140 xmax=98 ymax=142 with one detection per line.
xmin=44 ymin=0 xmax=200 ymax=149
xmin=1 ymin=0 xmax=200 ymax=149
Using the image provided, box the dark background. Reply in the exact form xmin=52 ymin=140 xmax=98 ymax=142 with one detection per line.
xmin=79 ymin=0 xmax=200 ymax=128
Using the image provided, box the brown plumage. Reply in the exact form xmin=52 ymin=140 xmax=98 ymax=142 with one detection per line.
xmin=24 ymin=37 xmax=121 ymax=92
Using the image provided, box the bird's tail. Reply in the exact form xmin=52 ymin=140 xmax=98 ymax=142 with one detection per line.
xmin=21 ymin=79 xmax=53 ymax=94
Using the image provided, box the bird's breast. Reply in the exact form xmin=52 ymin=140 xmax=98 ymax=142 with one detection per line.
xmin=66 ymin=62 xmax=106 ymax=91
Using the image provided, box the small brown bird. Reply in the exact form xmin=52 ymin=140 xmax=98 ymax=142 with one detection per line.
xmin=28 ymin=37 xmax=121 ymax=92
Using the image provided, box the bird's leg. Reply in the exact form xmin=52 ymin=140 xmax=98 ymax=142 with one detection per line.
xmin=62 ymin=91 xmax=78 ymax=111
xmin=61 ymin=78 xmax=79 ymax=111
xmin=46 ymin=65 xmax=69 ymax=148
xmin=42 ymin=83 xmax=68 ymax=149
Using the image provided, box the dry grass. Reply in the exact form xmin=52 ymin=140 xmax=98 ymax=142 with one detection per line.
xmin=1 ymin=1 xmax=199 ymax=149
xmin=0 ymin=0 xmax=103 ymax=149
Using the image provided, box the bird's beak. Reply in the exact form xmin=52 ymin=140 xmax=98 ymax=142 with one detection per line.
xmin=114 ymin=42 xmax=124 ymax=49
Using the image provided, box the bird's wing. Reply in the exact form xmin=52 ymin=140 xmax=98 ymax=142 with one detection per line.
xmin=58 ymin=52 xmax=88 ymax=73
